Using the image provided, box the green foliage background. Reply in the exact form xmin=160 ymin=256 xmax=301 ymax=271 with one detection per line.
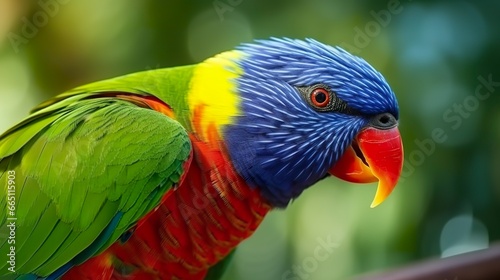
xmin=0 ymin=0 xmax=498 ymax=279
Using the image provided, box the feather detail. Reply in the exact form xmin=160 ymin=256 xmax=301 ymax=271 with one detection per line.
xmin=65 ymin=126 xmax=271 ymax=279
xmin=187 ymin=50 xmax=243 ymax=142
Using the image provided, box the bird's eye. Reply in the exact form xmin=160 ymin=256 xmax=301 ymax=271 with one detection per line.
xmin=310 ymin=88 xmax=330 ymax=108
xmin=297 ymin=84 xmax=352 ymax=113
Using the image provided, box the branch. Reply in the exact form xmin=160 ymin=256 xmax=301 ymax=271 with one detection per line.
xmin=357 ymin=243 xmax=500 ymax=280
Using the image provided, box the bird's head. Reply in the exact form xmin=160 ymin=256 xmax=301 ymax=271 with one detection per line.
xmin=188 ymin=38 xmax=403 ymax=208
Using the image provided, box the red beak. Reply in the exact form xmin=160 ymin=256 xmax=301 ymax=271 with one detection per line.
xmin=329 ymin=126 xmax=404 ymax=207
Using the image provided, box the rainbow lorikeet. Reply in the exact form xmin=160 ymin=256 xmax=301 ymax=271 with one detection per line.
xmin=0 ymin=38 xmax=403 ymax=279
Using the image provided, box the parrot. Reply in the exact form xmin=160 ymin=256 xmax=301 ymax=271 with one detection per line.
xmin=0 ymin=38 xmax=403 ymax=280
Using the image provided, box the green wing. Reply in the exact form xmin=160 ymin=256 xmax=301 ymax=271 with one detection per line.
xmin=0 ymin=93 xmax=191 ymax=278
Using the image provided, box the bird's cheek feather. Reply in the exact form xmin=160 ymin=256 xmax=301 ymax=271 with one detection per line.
xmin=329 ymin=126 xmax=404 ymax=208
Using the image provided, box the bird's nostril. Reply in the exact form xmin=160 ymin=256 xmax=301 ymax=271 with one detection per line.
xmin=379 ymin=115 xmax=390 ymax=124
xmin=370 ymin=113 xmax=397 ymax=129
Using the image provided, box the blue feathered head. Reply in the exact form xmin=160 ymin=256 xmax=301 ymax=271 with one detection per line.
xmin=224 ymin=38 xmax=403 ymax=208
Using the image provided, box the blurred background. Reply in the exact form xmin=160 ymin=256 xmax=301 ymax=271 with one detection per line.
xmin=0 ymin=0 xmax=498 ymax=279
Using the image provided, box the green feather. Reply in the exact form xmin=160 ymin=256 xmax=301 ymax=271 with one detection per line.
xmin=0 ymin=69 xmax=194 ymax=278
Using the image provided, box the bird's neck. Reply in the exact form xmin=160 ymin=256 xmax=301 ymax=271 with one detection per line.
xmin=186 ymin=50 xmax=244 ymax=141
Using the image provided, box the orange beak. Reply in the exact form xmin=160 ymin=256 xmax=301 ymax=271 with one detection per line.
xmin=329 ymin=126 xmax=404 ymax=208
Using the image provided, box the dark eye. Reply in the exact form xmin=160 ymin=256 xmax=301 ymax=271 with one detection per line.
xmin=310 ymin=88 xmax=330 ymax=108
